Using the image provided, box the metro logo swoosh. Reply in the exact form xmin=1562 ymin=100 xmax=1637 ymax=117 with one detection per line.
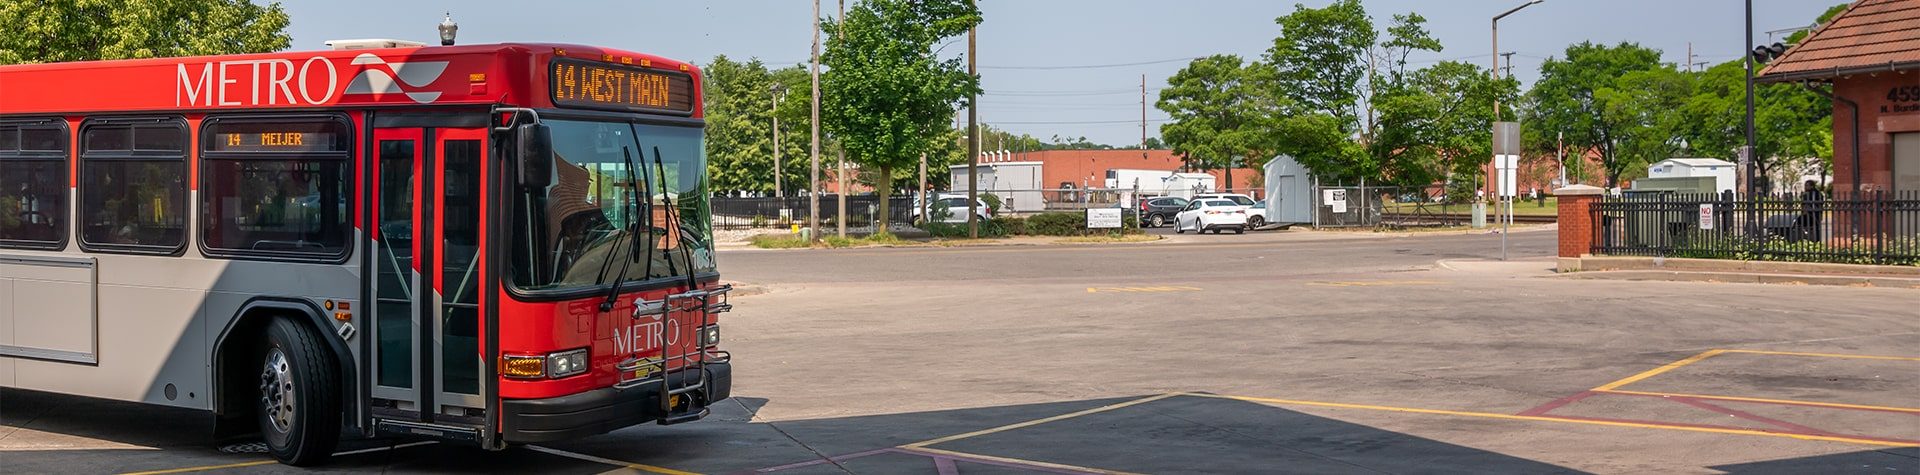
xmin=344 ymin=54 xmax=450 ymax=104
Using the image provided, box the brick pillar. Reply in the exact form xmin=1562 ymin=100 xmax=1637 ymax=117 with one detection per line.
xmin=1554 ymin=185 xmax=1605 ymax=271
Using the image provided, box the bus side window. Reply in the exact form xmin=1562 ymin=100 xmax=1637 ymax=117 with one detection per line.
xmin=78 ymin=117 xmax=189 ymax=254
xmin=0 ymin=118 xmax=69 ymax=250
xmin=198 ymin=116 xmax=352 ymax=260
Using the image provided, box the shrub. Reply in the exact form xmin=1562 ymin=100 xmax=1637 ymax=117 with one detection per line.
xmin=980 ymin=194 xmax=1004 ymax=216
xmin=749 ymin=215 xmax=770 ymax=228
xmin=923 ymin=217 xmax=1013 ymax=239
xmin=1025 ymin=212 xmax=1085 ymax=236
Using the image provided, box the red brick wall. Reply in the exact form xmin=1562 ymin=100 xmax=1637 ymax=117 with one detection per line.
xmin=1833 ymin=71 xmax=1920 ymax=195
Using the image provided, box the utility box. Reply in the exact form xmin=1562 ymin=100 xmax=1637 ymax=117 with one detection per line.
xmin=1647 ymin=158 xmax=1736 ymax=194
xmin=1615 ymin=177 xmax=1725 ymax=248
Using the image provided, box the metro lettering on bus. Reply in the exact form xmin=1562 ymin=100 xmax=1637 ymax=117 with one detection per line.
xmin=0 ymin=41 xmax=732 ymax=466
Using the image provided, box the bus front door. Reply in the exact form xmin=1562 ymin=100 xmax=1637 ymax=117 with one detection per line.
xmin=368 ymin=126 xmax=491 ymax=439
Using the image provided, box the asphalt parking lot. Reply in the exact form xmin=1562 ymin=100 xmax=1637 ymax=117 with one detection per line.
xmin=5 ymin=229 xmax=1917 ymax=474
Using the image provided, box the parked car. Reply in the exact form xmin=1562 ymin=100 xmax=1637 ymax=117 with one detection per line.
xmin=1193 ymin=193 xmax=1257 ymax=206
xmin=1174 ymin=199 xmax=1249 ymax=234
xmin=1246 ymin=200 xmax=1267 ymax=228
xmin=912 ymin=194 xmax=991 ymax=224
xmin=1137 ymin=196 xmax=1190 ymax=228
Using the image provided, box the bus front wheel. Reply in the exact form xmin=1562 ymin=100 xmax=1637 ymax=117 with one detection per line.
xmin=258 ymin=317 xmax=341 ymax=465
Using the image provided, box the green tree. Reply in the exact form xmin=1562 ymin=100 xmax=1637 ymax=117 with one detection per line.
xmin=821 ymin=0 xmax=980 ymax=229
xmin=0 ymin=0 xmax=290 ymax=64
xmin=702 ymin=55 xmax=778 ymax=195
xmin=1156 ymin=55 xmax=1280 ymax=185
xmin=1597 ymin=65 xmax=1695 ymax=184
xmin=1260 ymin=0 xmax=1375 ymax=182
xmin=1371 ymin=61 xmax=1515 ymax=189
xmin=1525 ymin=42 xmax=1664 ymax=187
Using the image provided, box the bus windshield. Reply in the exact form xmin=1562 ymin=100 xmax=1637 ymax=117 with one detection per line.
xmin=510 ymin=119 xmax=713 ymax=293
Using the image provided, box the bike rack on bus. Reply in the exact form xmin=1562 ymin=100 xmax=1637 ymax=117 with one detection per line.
xmin=613 ymin=283 xmax=732 ymax=425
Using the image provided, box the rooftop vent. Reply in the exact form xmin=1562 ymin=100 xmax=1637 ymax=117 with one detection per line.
xmin=323 ymin=39 xmax=429 ymax=51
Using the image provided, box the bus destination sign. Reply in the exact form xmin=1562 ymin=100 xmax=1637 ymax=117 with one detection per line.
xmin=209 ymin=131 xmax=341 ymax=152
xmin=550 ymin=58 xmax=694 ymax=115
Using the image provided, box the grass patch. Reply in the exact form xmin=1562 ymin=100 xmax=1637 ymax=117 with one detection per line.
xmin=1056 ymin=234 xmax=1161 ymax=244
xmin=748 ymin=234 xmax=815 ymax=249
xmin=755 ymin=231 xmax=916 ymax=249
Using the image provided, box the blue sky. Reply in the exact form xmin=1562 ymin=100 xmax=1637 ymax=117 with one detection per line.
xmin=281 ymin=0 xmax=1839 ymax=147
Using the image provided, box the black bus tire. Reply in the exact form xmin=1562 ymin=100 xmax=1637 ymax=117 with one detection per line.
xmin=257 ymin=316 xmax=341 ymax=466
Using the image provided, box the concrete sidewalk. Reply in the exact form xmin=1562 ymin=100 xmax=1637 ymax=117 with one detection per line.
xmin=1438 ymin=256 xmax=1920 ymax=288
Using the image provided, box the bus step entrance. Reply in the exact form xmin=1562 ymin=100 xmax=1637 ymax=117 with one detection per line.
xmin=655 ymin=284 xmax=731 ymax=425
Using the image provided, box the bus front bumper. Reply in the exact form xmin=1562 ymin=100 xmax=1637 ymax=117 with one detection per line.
xmin=501 ymin=362 xmax=732 ymax=444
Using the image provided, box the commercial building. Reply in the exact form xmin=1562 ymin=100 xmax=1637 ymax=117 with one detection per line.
xmin=1757 ymin=0 xmax=1920 ymax=196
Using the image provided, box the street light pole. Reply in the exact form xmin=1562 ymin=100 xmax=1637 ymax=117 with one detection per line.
xmin=1744 ymin=0 xmax=1758 ymax=200
xmin=1490 ymin=0 xmax=1542 ymax=123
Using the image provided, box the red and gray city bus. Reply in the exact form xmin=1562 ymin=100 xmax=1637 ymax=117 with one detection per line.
xmin=0 ymin=40 xmax=733 ymax=464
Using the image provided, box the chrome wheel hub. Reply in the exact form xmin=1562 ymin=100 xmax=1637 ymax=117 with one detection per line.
xmin=259 ymin=348 xmax=296 ymax=433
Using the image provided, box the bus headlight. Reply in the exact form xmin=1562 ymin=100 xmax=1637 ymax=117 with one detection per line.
xmin=699 ymin=324 xmax=720 ymax=348
xmin=546 ymin=349 xmax=590 ymax=378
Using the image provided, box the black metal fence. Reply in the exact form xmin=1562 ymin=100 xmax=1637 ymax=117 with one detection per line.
xmin=710 ymin=195 xmax=916 ymax=230
xmin=1591 ymin=191 xmax=1920 ymax=266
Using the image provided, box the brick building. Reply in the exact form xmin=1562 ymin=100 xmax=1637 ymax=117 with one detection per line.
xmin=1757 ymin=0 xmax=1920 ymax=196
xmin=966 ymin=149 xmax=1261 ymax=194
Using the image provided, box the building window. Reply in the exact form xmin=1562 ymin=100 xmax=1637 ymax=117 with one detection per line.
xmin=79 ymin=117 xmax=188 ymax=253
xmin=200 ymin=116 xmax=352 ymax=260
xmin=0 ymin=118 xmax=69 ymax=249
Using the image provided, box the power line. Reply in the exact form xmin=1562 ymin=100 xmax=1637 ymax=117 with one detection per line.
xmin=990 ymin=119 xmax=1173 ymax=125
xmin=985 ymin=88 xmax=1164 ymax=97
xmin=979 ymin=56 xmax=1207 ymax=70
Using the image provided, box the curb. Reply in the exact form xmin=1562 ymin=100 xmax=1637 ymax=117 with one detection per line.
xmin=1556 ymin=270 xmax=1920 ymax=289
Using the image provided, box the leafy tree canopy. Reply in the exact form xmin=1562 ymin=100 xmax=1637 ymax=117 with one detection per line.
xmin=0 ymin=0 xmax=290 ymax=64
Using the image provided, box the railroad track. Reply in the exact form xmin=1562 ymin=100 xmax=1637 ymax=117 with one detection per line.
xmin=1380 ymin=212 xmax=1557 ymax=224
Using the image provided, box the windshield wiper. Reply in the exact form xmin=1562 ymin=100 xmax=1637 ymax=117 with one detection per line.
xmin=600 ymin=146 xmax=647 ymax=312
xmin=653 ymin=146 xmax=700 ymax=291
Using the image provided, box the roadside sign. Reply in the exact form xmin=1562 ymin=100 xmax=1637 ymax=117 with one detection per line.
xmin=1086 ymin=208 xmax=1123 ymax=229
xmin=1495 ymin=154 xmax=1519 ymax=198
xmin=1698 ymin=204 xmax=1715 ymax=230
xmin=1323 ymin=189 xmax=1348 ymax=213
xmin=1493 ymin=122 xmax=1520 ymax=155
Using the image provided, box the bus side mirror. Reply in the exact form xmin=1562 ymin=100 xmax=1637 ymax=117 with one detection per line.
xmin=517 ymin=123 xmax=553 ymax=189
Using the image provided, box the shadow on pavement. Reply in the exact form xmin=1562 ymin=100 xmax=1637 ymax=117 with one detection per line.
xmin=5 ymin=388 xmax=1590 ymax=474
xmin=1707 ymin=448 xmax=1920 ymax=474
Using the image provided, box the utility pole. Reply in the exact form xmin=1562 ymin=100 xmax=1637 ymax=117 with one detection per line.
xmin=1500 ymin=52 xmax=1516 ymax=79
xmin=966 ymin=23 xmax=980 ymax=239
xmin=1743 ymin=0 xmax=1758 ymax=200
xmin=1140 ymin=74 xmax=1147 ymax=153
xmin=1687 ymin=42 xmax=1695 ymax=73
xmin=808 ymin=0 xmax=822 ymax=241
xmin=925 ymin=151 xmax=933 ymax=225
xmin=836 ymin=0 xmax=848 ymax=238
xmin=771 ymin=84 xmax=784 ymax=197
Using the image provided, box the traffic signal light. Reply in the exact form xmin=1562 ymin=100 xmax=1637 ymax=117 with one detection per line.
xmin=1751 ymin=42 xmax=1789 ymax=64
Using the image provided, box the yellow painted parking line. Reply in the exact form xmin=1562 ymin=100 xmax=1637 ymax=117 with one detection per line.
xmin=1598 ymin=389 xmax=1920 ymax=414
xmin=1085 ymin=286 xmax=1202 ymax=293
xmin=1306 ymin=280 xmax=1445 ymax=287
xmin=1722 ymin=349 xmax=1920 ymax=362
xmin=119 ymin=460 xmax=278 ymax=475
xmin=524 ymin=445 xmax=703 ymax=475
xmin=898 ymin=446 xmax=1145 ymax=475
xmin=1188 ymin=393 xmax=1920 ymax=448
xmin=903 ymin=392 xmax=1182 ymax=448
xmin=1590 ymin=349 xmax=1725 ymax=391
